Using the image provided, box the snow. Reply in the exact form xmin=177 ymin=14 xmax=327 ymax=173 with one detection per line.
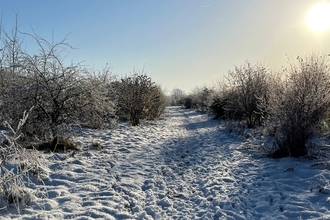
xmin=1 ymin=106 xmax=330 ymax=219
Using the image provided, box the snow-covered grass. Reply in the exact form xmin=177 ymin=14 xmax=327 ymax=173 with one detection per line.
xmin=1 ymin=106 xmax=330 ymax=219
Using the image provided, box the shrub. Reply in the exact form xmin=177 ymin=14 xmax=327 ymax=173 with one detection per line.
xmin=209 ymin=92 xmax=229 ymax=120
xmin=0 ymin=24 xmax=116 ymax=139
xmin=225 ymin=61 xmax=270 ymax=128
xmin=0 ymin=110 xmax=46 ymax=211
xmin=265 ymin=54 xmax=330 ymax=158
xmin=116 ymin=72 xmax=167 ymax=126
xmin=182 ymin=95 xmax=193 ymax=109
xmin=145 ymin=85 xmax=168 ymax=120
xmin=72 ymin=66 xmax=117 ymax=129
xmin=186 ymin=87 xmax=214 ymax=112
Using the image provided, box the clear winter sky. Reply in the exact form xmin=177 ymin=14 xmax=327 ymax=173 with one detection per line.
xmin=1 ymin=0 xmax=330 ymax=93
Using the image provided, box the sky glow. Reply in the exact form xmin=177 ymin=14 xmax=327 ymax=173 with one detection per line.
xmin=1 ymin=0 xmax=330 ymax=93
xmin=307 ymin=3 xmax=330 ymax=31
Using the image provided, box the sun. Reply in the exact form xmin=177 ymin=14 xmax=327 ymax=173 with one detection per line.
xmin=306 ymin=3 xmax=330 ymax=31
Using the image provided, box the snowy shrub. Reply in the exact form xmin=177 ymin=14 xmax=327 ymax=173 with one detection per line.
xmin=116 ymin=72 xmax=167 ymax=126
xmin=0 ymin=24 xmax=117 ymax=139
xmin=91 ymin=141 xmax=103 ymax=150
xmin=0 ymin=110 xmax=46 ymax=211
xmin=209 ymin=95 xmax=227 ymax=119
xmin=145 ymin=85 xmax=168 ymax=120
xmin=209 ymin=83 xmax=232 ymax=120
xmin=225 ymin=61 xmax=270 ymax=128
xmin=72 ymin=66 xmax=118 ymax=130
xmin=223 ymin=119 xmax=247 ymax=135
xmin=210 ymin=95 xmax=233 ymax=120
xmin=187 ymin=87 xmax=214 ymax=112
xmin=182 ymin=95 xmax=193 ymax=109
xmin=265 ymin=54 xmax=330 ymax=158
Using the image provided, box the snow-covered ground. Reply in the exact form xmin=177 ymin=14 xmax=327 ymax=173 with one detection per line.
xmin=1 ymin=106 xmax=330 ymax=219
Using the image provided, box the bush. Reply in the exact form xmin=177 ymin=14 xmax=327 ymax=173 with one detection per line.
xmin=0 ymin=110 xmax=46 ymax=211
xmin=225 ymin=61 xmax=270 ymax=128
xmin=116 ymin=72 xmax=167 ymax=126
xmin=72 ymin=66 xmax=117 ymax=129
xmin=209 ymin=92 xmax=229 ymax=120
xmin=0 ymin=24 xmax=116 ymax=139
xmin=182 ymin=95 xmax=193 ymax=109
xmin=265 ymin=54 xmax=330 ymax=158
xmin=145 ymin=85 xmax=168 ymax=120
xmin=185 ymin=87 xmax=214 ymax=112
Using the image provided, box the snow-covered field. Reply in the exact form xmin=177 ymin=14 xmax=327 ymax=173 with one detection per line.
xmin=1 ymin=106 xmax=330 ymax=219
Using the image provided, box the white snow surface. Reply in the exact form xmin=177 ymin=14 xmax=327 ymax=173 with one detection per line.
xmin=1 ymin=106 xmax=330 ymax=219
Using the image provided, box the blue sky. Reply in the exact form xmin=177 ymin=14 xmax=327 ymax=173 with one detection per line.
xmin=2 ymin=0 xmax=330 ymax=93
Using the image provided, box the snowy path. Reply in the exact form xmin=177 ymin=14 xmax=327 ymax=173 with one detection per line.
xmin=2 ymin=106 xmax=330 ymax=219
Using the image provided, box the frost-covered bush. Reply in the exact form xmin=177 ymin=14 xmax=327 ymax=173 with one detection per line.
xmin=0 ymin=110 xmax=46 ymax=211
xmin=116 ymin=73 xmax=167 ymax=126
xmin=265 ymin=54 xmax=330 ymax=158
xmin=71 ymin=66 xmax=117 ymax=130
xmin=182 ymin=95 xmax=193 ymax=109
xmin=225 ymin=61 xmax=270 ymax=128
xmin=145 ymin=85 xmax=168 ymax=120
xmin=209 ymin=91 xmax=230 ymax=120
xmin=186 ymin=87 xmax=214 ymax=112
xmin=0 ymin=24 xmax=116 ymax=139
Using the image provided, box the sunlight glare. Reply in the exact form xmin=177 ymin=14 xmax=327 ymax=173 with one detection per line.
xmin=306 ymin=3 xmax=330 ymax=31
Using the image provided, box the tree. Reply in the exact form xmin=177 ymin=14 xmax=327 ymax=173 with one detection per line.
xmin=170 ymin=88 xmax=185 ymax=106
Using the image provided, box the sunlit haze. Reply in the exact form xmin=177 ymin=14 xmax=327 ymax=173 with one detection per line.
xmin=307 ymin=3 xmax=330 ymax=31
xmin=2 ymin=0 xmax=330 ymax=93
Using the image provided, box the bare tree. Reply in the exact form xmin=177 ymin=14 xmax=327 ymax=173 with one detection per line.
xmin=170 ymin=88 xmax=185 ymax=106
xmin=0 ymin=14 xmax=25 ymax=74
